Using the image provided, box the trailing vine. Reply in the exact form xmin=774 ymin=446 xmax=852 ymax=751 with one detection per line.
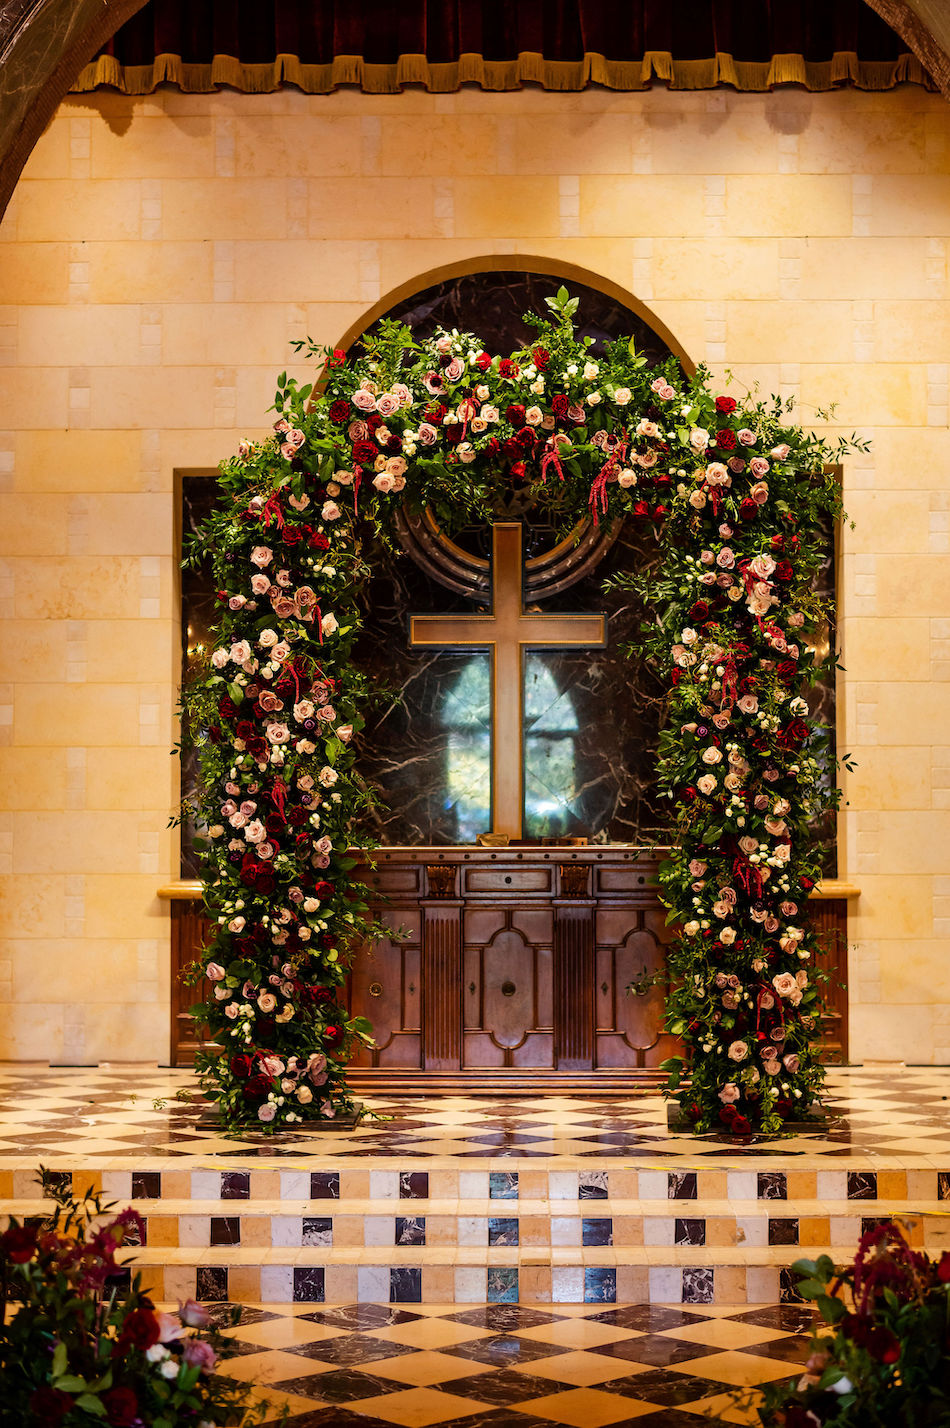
xmin=179 ymin=287 xmax=864 ymax=1133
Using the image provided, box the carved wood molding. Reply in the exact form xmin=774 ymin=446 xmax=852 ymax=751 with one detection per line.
xmin=425 ymin=864 xmax=457 ymax=898
xmin=558 ymin=863 xmax=591 ymax=897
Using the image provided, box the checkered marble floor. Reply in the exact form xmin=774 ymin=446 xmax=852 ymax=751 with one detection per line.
xmin=2 ymin=1063 xmax=950 ymax=1164
xmin=211 ymin=1299 xmax=816 ymax=1426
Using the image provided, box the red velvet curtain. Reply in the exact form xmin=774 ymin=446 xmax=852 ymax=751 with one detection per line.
xmin=102 ymin=0 xmax=909 ymax=70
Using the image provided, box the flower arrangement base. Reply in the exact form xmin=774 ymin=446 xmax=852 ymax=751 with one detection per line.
xmin=194 ymin=1103 xmax=364 ymax=1133
xmin=666 ymin=1102 xmax=828 ymax=1134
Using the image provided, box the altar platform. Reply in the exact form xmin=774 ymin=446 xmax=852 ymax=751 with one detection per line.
xmin=1 ymin=1064 xmax=949 ymax=1310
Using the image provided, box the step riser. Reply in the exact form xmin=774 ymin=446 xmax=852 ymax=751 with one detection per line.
xmin=6 ymin=1205 xmax=948 ymax=1252
xmin=119 ymin=1261 xmax=805 ymax=1307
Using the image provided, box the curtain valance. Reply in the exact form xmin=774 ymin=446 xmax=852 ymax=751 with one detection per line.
xmin=72 ymin=0 xmax=933 ymax=95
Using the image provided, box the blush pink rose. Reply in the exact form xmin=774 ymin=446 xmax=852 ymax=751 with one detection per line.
xmin=750 ymin=457 xmax=770 ymax=477
xmin=250 ymin=547 xmax=273 ymax=568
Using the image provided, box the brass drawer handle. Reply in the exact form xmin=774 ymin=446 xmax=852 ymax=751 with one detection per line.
xmin=369 ymin=981 xmax=383 ymax=998
xmin=501 ymin=980 xmax=516 ymax=997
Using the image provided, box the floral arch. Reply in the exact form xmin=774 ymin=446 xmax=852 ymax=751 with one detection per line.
xmin=181 ymin=286 xmax=861 ymax=1136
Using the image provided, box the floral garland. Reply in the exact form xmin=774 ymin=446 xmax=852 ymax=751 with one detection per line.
xmin=180 ymin=287 xmax=863 ymax=1133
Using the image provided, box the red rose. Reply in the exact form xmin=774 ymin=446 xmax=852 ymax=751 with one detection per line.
xmin=328 ymin=399 xmax=349 ymax=423
xmin=532 ymin=345 xmax=551 ymax=370
xmin=2 ymin=1223 xmax=37 ymax=1263
xmin=243 ymin=1074 xmax=270 ymax=1099
xmin=310 ymin=531 xmax=330 ymax=550
xmin=498 ymin=358 xmax=518 ymax=379
xmin=265 ymin=813 xmax=285 ymax=836
xmin=323 ymin=1023 xmax=344 ymax=1046
xmin=669 ymin=667 xmax=682 ymax=685
xmin=509 ymin=462 xmax=527 ymax=480
xmin=313 ymin=881 xmax=334 ymax=898
xmin=282 ymin=525 xmax=304 ymax=546
xmin=682 ymin=785 xmax=697 ymax=803
xmin=352 ymin=439 xmax=377 ymax=464
xmin=230 ymin=1053 xmax=254 ymax=1079
xmin=771 ymin=534 xmax=785 ymax=550
xmin=731 ymin=1115 xmax=752 ymax=1135
xmin=475 ymin=351 xmax=492 ymax=372
xmin=716 ymin=428 xmax=737 ymax=450
xmin=938 ymin=1252 xmax=950 ymax=1282
xmin=29 ymin=1389 xmax=72 ymax=1425
xmin=236 ymin=720 xmax=256 ymax=741
xmin=385 ymin=434 xmax=402 ymax=453
xmin=777 ymin=659 xmax=798 ymax=684
xmin=424 ymin=402 xmax=446 ymax=424
xmin=288 ymin=806 xmax=308 ymax=827
xmin=315 ymin=986 xmax=336 ymax=1005
xmin=715 ymin=395 xmax=737 ymax=414
xmin=102 ymin=1388 xmax=139 ymax=1428
xmin=686 ymin=1103 xmax=701 ymax=1122
xmin=367 ymin=412 xmax=383 ymax=430
xmin=739 ymin=498 xmax=757 ymax=521
xmin=633 ymin=501 xmax=649 ymax=517
xmin=719 ymin=1105 xmax=737 ymax=1123
xmin=551 ymin=393 xmax=570 ymax=419
xmin=217 ymin=695 xmax=237 ymax=719
xmin=653 ymin=504 xmax=667 ymax=520
xmin=326 ymin=348 xmax=346 ymax=368
xmin=505 ymin=403 xmax=526 ymax=429
xmin=689 ymin=599 xmax=710 ymax=622
xmin=118 ymin=1306 xmax=160 ymax=1351
xmin=775 ymin=561 xmax=794 ymax=581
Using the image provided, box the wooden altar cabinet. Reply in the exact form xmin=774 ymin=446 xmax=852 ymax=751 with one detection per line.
xmin=163 ymin=847 xmax=854 ymax=1092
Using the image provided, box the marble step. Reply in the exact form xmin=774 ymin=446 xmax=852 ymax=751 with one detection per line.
xmin=3 ymin=1197 xmax=948 ymax=1251
xmin=56 ymin=1243 xmax=870 ymax=1306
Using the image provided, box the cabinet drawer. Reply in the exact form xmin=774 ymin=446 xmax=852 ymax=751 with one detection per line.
xmin=464 ymin=866 xmax=553 ymax=895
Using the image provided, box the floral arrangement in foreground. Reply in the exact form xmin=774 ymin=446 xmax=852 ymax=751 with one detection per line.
xmin=0 ymin=1170 xmax=274 ymax=1428
xmin=180 ymin=285 xmax=865 ymax=1133
xmin=759 ymin=1221 xmax=950 ymax=1426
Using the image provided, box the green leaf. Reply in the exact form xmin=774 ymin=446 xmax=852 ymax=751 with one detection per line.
xmin=628 ymin=335 xmax=639 ymax=357
xmin=53 ymin=1375 xmax=89 ymax=1393
xmin=701 ymin=824 xmax=722 ymax=845
xmin=52 ymin=1342 xmax=68 ymax=1378
xmin=226 ymin=681 xmax=244 ymax=704
xmin=793 ymin=1278 xmax=826 ymax=1300
xmin=819 ymin=1295 xmax=847 ymax=1323
xmin=74 ymin=1395 xmax=107 ymax=1416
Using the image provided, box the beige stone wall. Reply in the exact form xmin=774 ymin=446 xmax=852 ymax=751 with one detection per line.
xmin=0 ymin=82 xmax=947 ymax=1064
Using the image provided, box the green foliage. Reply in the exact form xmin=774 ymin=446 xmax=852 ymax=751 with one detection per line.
xmin=0 ymin=1168 xmax=278 ymax=1427
xmin=760 ymin=1223 xmax=950 ymax=1426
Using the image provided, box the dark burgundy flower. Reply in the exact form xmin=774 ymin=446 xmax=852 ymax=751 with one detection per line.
xmin=29 ymin=1389 xmax=72 ymax=1425
xmin=716 ymin=428 xmax=737 ymax=450
xmin=689 ymin=599 xmax=710 ymax=622
xmin=352 ymin=439 xmax=377 ymax=465
xmin=236 ymin=720 xmax=256 ymax=741
xmin=243 ymin=1074 xmax=270 ymax=1099
xmin=117 ymin=1306 xmax=160 ymax=1351
xmin=1 ymin=1223 xmax=36 ymax=1263
xmin=217 ymin=695 xmax=237 ymax=720
xmin=323 ymin=1023 xmax=344 ymax=1047
xmin=310 ymin=531 xmax=330 ymax=550
xmin=281 ymin=525 xmax=304 ymax=546
xmin=775 ymin=560 xmax=794 ymax=581
xmin=505 ymin=403 xmax=526 ymax=429
xmin=715 ymin=395 xmax=737 ymax=414
xmin=739 ymin=498 xmax=757 ymax=521
xmin=326 ymin=348 xmax=346 ymax=368
xmin=443 ymin=423 xmax=463 ymax=445
xmin=230 ymin=1053 xmax=254 ymax=1079
xmin=328 ymin=399 xmax=349 ymax=423
xmin=509 ymin=461 xmax=527 ymax=480
xmin=532 ymin=345 xmax=551 ymax=370
xmin=424 ymin=401 xmax=446 ymax=424
xmin=498 ymin=358 xmax=518 ymax=379
xmin=551 ymin=393 xmax=570 ymax=420
xmin=102 ymin=1387 xmax=139 ymax=1427
xmin=731 ymin=1115 xmax=752 ymax=1135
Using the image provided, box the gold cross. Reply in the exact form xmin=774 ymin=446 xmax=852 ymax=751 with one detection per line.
xmin=409 ymin=522 xmax=606 ymax=840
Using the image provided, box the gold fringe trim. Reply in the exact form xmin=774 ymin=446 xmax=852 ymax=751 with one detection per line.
xmin=70 ymin=48 xmax=935 ymax=95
